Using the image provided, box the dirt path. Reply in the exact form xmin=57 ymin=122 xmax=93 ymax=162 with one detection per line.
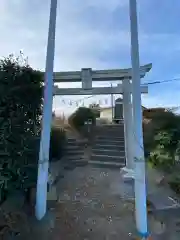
xmin=13 ymin=165 xmax=180 ymax=239
xmin=45 ymin=165 xmax=180 ymax=240
xmin=50 ymin=166 xmax=137 ymax=240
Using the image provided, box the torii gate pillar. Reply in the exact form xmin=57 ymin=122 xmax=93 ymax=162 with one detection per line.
xmin=122 ymin=79 xmax=134 ymax=172
xmin=129 ymin=0 xmax=149 ymax=238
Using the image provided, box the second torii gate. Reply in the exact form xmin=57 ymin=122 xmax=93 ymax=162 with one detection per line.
xmin=52 ymin=64 xmax=151 ymax=174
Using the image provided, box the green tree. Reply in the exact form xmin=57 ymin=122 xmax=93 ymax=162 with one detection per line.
xmin=68 ymin=107 xmax=96 ymax=130
xmin=0 ymin=54 xmax=43 ymax=201
xmin=144 ymin=109 xmax=180 ymax=171
xmin=89 ymin=103 xmax=100 ymax=118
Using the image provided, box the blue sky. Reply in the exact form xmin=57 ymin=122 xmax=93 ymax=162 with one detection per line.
xmin=0 ymin=0 xmax=180 ymax=115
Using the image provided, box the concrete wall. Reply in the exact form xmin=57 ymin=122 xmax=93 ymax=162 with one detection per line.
xmin=100 ymin=108 xmax=113 ymax=122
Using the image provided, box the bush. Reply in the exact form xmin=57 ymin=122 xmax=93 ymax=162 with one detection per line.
xmin=49 ymin=126 xmax=67 ymax=161
xmin=144 ymin=110 xmax=180 ymax=171
xmin=143 ymin=120 xmax=155 ymax=153
xmin=145 ymin=109 xmax=180 ymax=133
xmin=89 ymin=103 xmax=100 ymax=118
xmin=0 ymin=54 xmax=43 ymax=202
xmin=148 ymin=151 xmax=174 ymax=172
xmin=169 ymin=175 xmax=180 ymax=194
xmin=68 ymin=107 xmax=96 ymax=130
xmin=148 ymin=130 xmax=180 ymax=171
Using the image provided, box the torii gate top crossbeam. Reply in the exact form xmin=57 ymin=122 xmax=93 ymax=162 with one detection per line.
xmin=53 ymin=63 xmax=152 ymax=83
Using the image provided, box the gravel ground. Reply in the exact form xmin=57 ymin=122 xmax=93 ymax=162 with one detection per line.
xmin=48 ymin=165 xmax=180 ymax=240
xmin=22 ymin=165 xmax=180 ymax=240
xmin=50 ymin=166 xmax=137 ymax=240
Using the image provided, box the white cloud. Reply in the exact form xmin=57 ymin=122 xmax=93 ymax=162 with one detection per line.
xmin=142 ymin=89 xmax=180 ymax=109
xmin=61 ymin=0 xmax=128 ymax=12
xmin=139 ymin=32 xmax=180 ymax=55
xmin=81 ymin=0 xmax=127 ymax=10
xmin=0 ymin=0 xmax=130 ymax=71
xmin=0 ymin=0 xmax=179 ymax=114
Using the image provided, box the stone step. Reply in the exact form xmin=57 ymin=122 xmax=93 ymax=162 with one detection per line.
xmin=92 ymin=148 xmax=125 ymax=157
xmin=94 ymin=124 xmax=124 ymax=128
xmin=66 ymin=145 xmax=84 ymax=150
xmin=95 ymin=136 xmax=124 ymax=140
xmin=67 ymin=137 xmax=88 ymax=142
xmin=95 ymin=136 xmax=124 ymax=141
xmin=67 ymin=137 xmax=76 ymax=141
xmin=95 ymin=130 xmax=124 ymax=134
xmin=148 ymin=193 xmax=179 ymax=211
xmin=53 ymin=159 xmax=75 ymax=171
xmin=92 ymin=143 xmax=125 ymax=151
xmin=93 ymin=141 xmax=125 ymax=147
xmin=94 ymin=138 xmax=125 ymax=144
xmin=66 ymin=155 xmax=84 ymax=160
xmin=88 ymin=160 xmax=125 ymax=169
xmin=91 ymin=154 xmax=125 ymax=163
xmin=96 ymin=125 xmax=124 ymax=128
xmin=67 ymin=142 xmax=86 ymax=148
xmin=66 ymin=150 xmax=84 ymax=155
xmin=63 ymin=160 xmax=88 ymax=169
xmin=151 ymin=206 xmax=180 ymax=219
xmin=63 ymin=164 xmax=76 ymax=170
xmin=94 ymin=126 xmax=124 ymax=129
xmin=95 ymin=124 xmax=124 ymax=128
xmin=71 ymin=160 xmax=88 ymax=167
xmin=67 ymin=138 xmax=86 ymax=143
xmin=95 ymin=133 xmax=124 ymax=137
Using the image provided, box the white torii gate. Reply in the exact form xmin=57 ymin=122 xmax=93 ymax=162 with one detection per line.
xmin=36 ymin=0 xmax=150 ymax=239
xmin=53 ymin=65 xmax=151 ymax=96
xmin=52 ymin=65 xmax=151 ymax=176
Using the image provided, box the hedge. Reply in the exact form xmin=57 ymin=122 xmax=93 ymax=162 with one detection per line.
xmin=49 ymin=126 xmax=67 ymax=161
xmin=0 ymin=54 xmax=43 ymax=202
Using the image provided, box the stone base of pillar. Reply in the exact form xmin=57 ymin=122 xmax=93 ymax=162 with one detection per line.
xmin=47 ymin=185 xmax=58 ymax=201
xmin=119 ymin=169 xmax=135 ymax=200
xmin=120 ymin=167 xmax=135 ymax=180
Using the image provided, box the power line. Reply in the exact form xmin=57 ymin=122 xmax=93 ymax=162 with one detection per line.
xmin=78 ymin=78 xmax=180 ymax=102
xmin=143 ymin=77 xmax=180 ymax=85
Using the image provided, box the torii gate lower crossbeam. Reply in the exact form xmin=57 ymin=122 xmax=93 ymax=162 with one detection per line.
xmin=53 ymin=84 xmax=148 ymax=95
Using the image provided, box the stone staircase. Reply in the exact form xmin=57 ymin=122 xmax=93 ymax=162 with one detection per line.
xmin=48 ymin=134 xmax=88 ymax=200
xmin=89 ymin=124 xmax=126 ymax=168
xmin=63 ymin=136 xmax=88 ymax=170
xmin=48 ymin=124 xmax=126 ymax=195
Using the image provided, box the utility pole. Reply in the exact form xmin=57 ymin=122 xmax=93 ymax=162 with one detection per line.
xmin=35 ymin=0 xmax=58 ymax=220
xmin=129 ymin=0 xmax=149 ymax=238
